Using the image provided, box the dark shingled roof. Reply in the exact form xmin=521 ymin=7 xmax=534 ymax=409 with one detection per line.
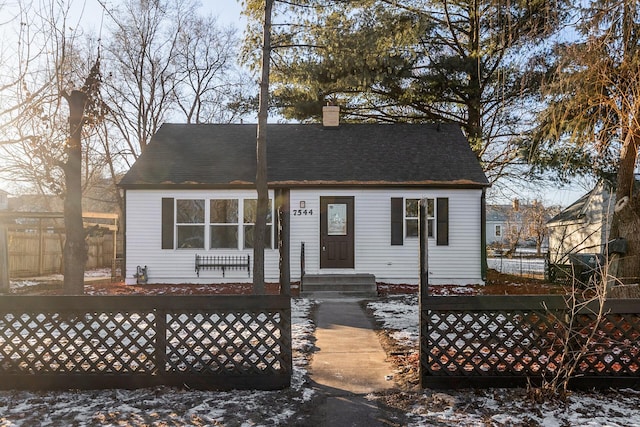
xmin=547 ymin=192 xmax=591 ymax=225
xmin=119 ymin=123 xmax=490 ymax=188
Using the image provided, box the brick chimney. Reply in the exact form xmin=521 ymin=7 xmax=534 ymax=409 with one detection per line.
xmin=322 ymin=105 xmax=340 ymax=127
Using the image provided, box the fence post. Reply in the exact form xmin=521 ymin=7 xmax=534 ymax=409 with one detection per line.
xmin=38 ymin=218 xmax=45 ymax=275
xmin=277 ymin=189 xmax=290 ymax=296
xmin=419 ymin=198 xmax=429 ymax=388
xmin=0 ymin=223 xmax=9 ymax=293
xmin=419 ymin=199 xmax=429 ymax=296
xmin=155 ymin=309 xmax=167 ymax=378
xmin=300 ymin=242 xmax=305 ymax=293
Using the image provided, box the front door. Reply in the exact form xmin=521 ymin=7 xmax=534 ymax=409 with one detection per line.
xmin=320 ymin=196 xmax=354 ymax=269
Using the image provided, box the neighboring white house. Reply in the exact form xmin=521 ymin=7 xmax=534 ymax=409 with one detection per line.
xmin=546 ymin=181 xmax=614 ymax=265
xmin=486 ymin=205 xmax=507 ymax=246
xmin=485 ymin=202 xmax=524 ymax=246
xmin=119 ymin=110 xmax=490 ymax=286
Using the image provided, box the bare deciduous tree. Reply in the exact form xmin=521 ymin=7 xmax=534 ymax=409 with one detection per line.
xmin=101 ymin=0 xmax=188 ymax=158
xmin=101 ymin=0 xmax=249 ymax=163
xmin=173 ymin=15 xmax=241 ymax=124
xmin=62 ymin=57 xmax=107 ymax=294
xmin=0 ymin=1 xmax=109 ymax=293
xmin=522 ymin=200 xmax=559 ymax=256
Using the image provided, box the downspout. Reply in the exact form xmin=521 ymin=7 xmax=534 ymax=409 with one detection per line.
xmin=481 ymin=188 xmax=487 ymax=282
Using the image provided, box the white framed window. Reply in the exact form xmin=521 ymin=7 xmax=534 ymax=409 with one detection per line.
xmin=243 ymin=199 xmax=273 ymax=249
xmin=405 ymin=198 xmax=434 ymax=238
xmin=209 ymin=199 xmax=239 ymax=248
xmin=176 ymin=199 xmax=205 ymax=248
xmin=495 ymin=225 xmax=502 ymax=237
xmin=164 ymin=197 xmax=274 ymax=250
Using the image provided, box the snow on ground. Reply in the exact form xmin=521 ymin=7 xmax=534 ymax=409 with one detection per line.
xmin=368 ymin=294 xmax=419 ymax=351
xmin=9 ymin=268 xmax=113 ymax=290
xmin=0 ymin=298 xmax=318 ymax=426
xmin=3 ymin=280 xmax=640 ymax=426
xmin=487 ymin=256 xmax=546 ymax=276
xmin=368 ymin=294 xmax=640 ymax=427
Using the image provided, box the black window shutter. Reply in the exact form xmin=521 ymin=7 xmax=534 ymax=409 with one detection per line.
xmin=274 ymin=204 xmax=280 ymax=250
xmin=437 ymin=198 xmax=449 ymax=246
xmin=391 ymin=198 xmax=403 ymax=245
xmin=161 ymin=198 xmax=174 ymax=249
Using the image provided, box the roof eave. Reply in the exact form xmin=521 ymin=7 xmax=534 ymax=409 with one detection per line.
xmin=270 ymin=179 xmax=490 ymax=189
xmin=119 ymin=179 xmax=490 ymax=190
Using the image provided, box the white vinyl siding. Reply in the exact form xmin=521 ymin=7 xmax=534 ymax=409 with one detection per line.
xmin=547 ymin=186 xmax=614 ymax=265
xmin=289 ymin=188 xmax=483 ymax=285
xmin=125 ymin=187 xmax=483 ymax=285
xmin=125 ymin=189 xmax=279 ymax=284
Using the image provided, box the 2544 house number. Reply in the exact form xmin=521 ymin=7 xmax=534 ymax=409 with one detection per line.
xmin=292 ymin=209 xmax=313 ymax=216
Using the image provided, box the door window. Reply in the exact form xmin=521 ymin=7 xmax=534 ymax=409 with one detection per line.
xmin=327 ymin=203 xmax=347 ymax=236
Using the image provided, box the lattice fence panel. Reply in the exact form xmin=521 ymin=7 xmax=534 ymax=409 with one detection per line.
xmin=0 ymin=295 xmax=292 ymax=390
xmin=426 ymin=309 xmax=565 ymax=377
xmin=165 ymin=310 xmax=287 ymax=375
xmin=0 ymin=310 xmax=157 ymax=374
xmin=421 ymin=296 xmax=640 ymax=388
xmin=573 ymin=313 xmax=640 ymax=376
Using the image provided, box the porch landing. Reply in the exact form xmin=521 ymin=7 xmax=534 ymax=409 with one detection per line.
xmin=301 ymin=274 xmax=377 ymax=298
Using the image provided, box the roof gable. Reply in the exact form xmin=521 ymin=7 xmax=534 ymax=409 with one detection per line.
xmin=547 ymin=182 xmax=613 ymax=225
xmin=486 ymin=205 xmax=514 ymax=222
xmin=119 ymin=123 xmax=489 ymax=188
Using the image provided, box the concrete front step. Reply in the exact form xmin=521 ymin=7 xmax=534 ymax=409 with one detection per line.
xmin=301 ymin=290 xmax=378 ymax=299
xmin=301 ymin=274 xmax=377 ymax=298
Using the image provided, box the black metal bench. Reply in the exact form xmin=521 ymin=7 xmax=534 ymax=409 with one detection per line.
xmin=195 ymin=254 xmax=251 ymax=277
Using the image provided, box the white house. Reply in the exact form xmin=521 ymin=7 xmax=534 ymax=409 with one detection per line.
xmin=546 ymin=181 xmax=614 ymax=265
xmin=119 ymin=110 xmax=490 ymax=287
xmin=486 ymin=205 xmax=506 ymax=246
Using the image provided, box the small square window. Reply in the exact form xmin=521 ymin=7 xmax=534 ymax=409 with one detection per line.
xmin=406 ymin=198 xmax=434 ymax=238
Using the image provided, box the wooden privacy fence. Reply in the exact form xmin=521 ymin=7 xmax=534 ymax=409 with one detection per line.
xmin=421 ymin=295 xmax=640 ymax=389
xmin=0 ymin=295 xmax=292 ymax=390
xmin=8 ymin=231 xmax=115 ymax=277
xmin=3 ymin=212 xmax=119 ymax=278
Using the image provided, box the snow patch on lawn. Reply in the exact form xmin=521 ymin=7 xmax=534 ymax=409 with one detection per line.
xmin=368 ymin=294 xmax=419 ymax=349
xmin=0 ymin=297 xmax=317 ymax=426
xmin=368 ymin=293 xmax=640 ymax=427
xmin=9 ymin=268 xmax=112 ymax=290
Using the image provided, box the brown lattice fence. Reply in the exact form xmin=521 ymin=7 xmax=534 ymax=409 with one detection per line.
xmin=0 ymin=295 xmax=291 ymax=390
xmin=421 ymin=295 xmax=640 ymax=389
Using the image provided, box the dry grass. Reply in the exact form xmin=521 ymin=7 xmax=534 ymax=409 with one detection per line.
xmin=11 ymin=269 xmax=565 ymax=297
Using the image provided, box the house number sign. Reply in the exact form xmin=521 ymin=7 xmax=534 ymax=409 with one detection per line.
xmin=292 ymin=209 xmax=313 ymax=216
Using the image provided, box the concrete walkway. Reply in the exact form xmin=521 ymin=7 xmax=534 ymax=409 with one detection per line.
xmin=308 ymin=297 xmax=406 ymax=426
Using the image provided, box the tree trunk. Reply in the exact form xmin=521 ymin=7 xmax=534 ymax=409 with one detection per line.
xmin=609 ymin=130 xmax=640 ymax=285
xmin=466 ymin=0 xmax=483 ymax=157
xmin=63 ymin=90 xmax=88 ymax=295
xmin=253 ymin=0 xmax=274 ymax=295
